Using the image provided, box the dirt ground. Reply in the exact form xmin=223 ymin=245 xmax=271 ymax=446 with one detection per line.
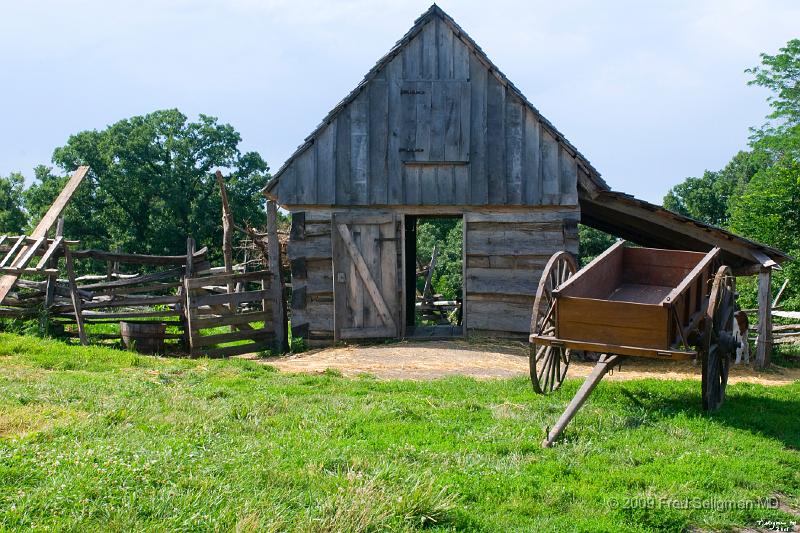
xmin=261 ymin=339 xmax=800 ymax=386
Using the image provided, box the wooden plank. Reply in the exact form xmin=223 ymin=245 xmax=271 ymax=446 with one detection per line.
xmin=193 ymin=289 xmax=272 ymax=309
xmin=379 ymin=218 xmax=399 ymax=335
xmin=466 ymin=229 xmax=565 ymax=256
xmin=523 ymin=109 xmax=542 ymax=205
xmin=335 ymin=105 xmax=352 ymax=204
xmin=14 ymin=237 xmax=45 ymax=270
xmin=348 ymin=227 xmax=364 ymax=329
xmin=404 ymin=165 xmax=421 ymax=205
xmin=192 ymin=310 xmax=271 ymax=330
xmin=437 ymin=17 xmax=453 ymax=79
xmin=361 ymin=224 xmax=380 ymax=327
xmin=350 ymin=91 xmax=369 ymax=204
xmin=662 ymin=247 xmax=720 ymax=304
xmin=556 ymin=240 xmax=625 ymax=299
xmin=558 ymin=296 xmax=670 ymax=350
xmin=79 ymin=295 xmax=182 ymax=309
xmin=469 ymin=53 xmax=488 ymax=204
xmin=277 ymin=164 xmax=297 ymax=205
xmin=505 ymin=94 xmax=524 ymax=205
xmin=756 ymin=267 xmax=772 ymax=368
xmin=541 ymin=129 xmax=559 ymax=204
xmin=454 ymin=165 xmax=468 ymax=204
xmin=558 ymin=147 xmax=578 ymax=205
xmin=420 ymin=166 xmax=438 ymax=204
xmin=267 ymin=199 xmax=288 ymax=353
xmin=185 ymin=269 xmax=271 ymax=289
xmin=369 ymin=80 xmax=389 ymax=204
xmin=31 ymin=166 xmax=89 ymax=236
xmin=415 ymin=81 xmax=432 ymax=161
xmin=287 ymin=235 xmax=331 ymax=260
xmin=453 ymin=34 xmax=469 ymax=80
xmin=403 ymin=26 xmax=422 ymax=79
xmin=486 ymin=73 xmax=506 ymax=204
xmin=316 ymin=124 xmax=336 ymax=205
xmin=71 ymin=248 xmax=207 ymax=266
xmin=78 ymin=267 xmax=182 ymax=290
xmin=296 ymin=139 xmax=317 ymax=205
xmin=387 ymin=56 xmax=404 ymax=204
xmin=0 ymin=236 xmax=25 ymax=268
xmin=465 ymin=298 xmax=532 ymax=333
xmin=192 ymin=328 xmax=274 ymax=348
xmin=466 ymin=267 xmax=542 ymax=295
xmin=530 ymin=336 xmax=695 ymax=361
xmin=336 ymin=223 xmax=397 ymax=331
xmin=430 ymin=81 xmax=446 ymax=160
xmin=436 ymin=166 xmax=455 ymax=205
xmin=35 ymin=236 xmax=64 ymax=270
xmin=421 ymin=19 xmax=436 ymax=79
xmin=339 ymin=326 xmax=394 ymax=339
xmin=64 ymin=247 xmax=87 ymax=346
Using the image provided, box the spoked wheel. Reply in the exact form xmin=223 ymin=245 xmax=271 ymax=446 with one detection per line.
xmin=702 ymin=266 xmax=737 ymax=411
xmin=529 ymin=251 xmax=578 ymax=394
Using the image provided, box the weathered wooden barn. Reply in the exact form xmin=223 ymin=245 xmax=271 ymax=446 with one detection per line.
xmin=264 ymin=5 xmax=788 ymax=348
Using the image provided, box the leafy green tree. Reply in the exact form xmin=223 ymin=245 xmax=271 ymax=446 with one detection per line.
xmin=578 ymin=225 xmax=615 ymax=266
xmin=416 ymin=219 xmax=462 ymax=301
xmin=730 ymin=157 xmax=800 ymax=307
xmin=663 ymin=151 xmax=766 ymax=226
xmin=747 ymin=38 xmax=800 ymax=158
xmin=0 ymin=173 xmax=28 ymax=234
xmin=25 ymin=109 xmax=269 ymax=260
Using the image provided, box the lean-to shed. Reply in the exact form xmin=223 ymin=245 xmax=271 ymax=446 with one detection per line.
xmin=264 ymin=5 xmax=788 ymax=347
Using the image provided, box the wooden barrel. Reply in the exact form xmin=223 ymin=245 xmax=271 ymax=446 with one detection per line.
xmin=119 ymin=321 xmax=167 ymax=354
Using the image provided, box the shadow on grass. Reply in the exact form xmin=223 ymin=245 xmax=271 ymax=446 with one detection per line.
xmin=614 ymin=381 xmax=800 ymax=450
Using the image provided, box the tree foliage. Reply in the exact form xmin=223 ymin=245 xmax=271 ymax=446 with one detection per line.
xmin=416 ymin=219 xmax=462 ymax=301
xmin=577 ymin=225 xmax=616 ymax=266
xmin=664 ymin=38 xmax=800 ymax=308
xmin=24 ymin=109 xmax=269 ymax=261
xmin=0 ymin=173 xmax=27 ymax=235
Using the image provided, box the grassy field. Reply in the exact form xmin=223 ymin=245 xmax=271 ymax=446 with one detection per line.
xmin=0 ymin=333 xmax=798 ymax=531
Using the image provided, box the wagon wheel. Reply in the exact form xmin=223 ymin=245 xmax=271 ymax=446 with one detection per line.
xmin=529 ymin=251 xmax=578 ymax=394
xmin=701 ymin=266 xmax=737 ymax=411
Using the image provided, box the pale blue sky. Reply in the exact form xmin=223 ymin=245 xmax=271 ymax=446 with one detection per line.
xmin=1 ymin=0 xmax=798 ymax=203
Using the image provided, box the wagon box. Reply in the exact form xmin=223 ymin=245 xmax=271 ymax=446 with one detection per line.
xmin=528 ymin=241 xmax=737 ymax=447
xmin=552 ymin=241 xmax=719 ymax=355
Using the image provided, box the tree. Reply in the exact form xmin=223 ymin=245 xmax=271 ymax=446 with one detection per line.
xmin=730 ymin=157 xmax=800 ymax=307
xmin=578 ymin=225 xmax=615 ymax=266
xmin=747 ymin=38 xmax=800 ymax=158
xmin=416 ymin=219 xmax=462 ymax=301
xmin=663 ymin=151 xmax=766 ymax=226
xmin=0 ymin=173 xmax=28 ymax=234
xmin=24 ymin=109 xmax=269 ymax=261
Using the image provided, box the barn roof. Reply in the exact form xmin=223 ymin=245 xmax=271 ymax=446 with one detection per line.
xmin=263 ymin=4 xmax=789 ymax=271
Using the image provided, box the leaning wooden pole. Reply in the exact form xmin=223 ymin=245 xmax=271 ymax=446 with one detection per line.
xmin=266 ymin=200 xmax=288 ymax=353
xmin=0 ymin=166 xmax=88 ymax=304
xmin=755 ymin=266 xmax=773 ymax=368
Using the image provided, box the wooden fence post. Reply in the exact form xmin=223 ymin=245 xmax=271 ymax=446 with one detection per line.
xmin=755 ymin=266 xmax=773 ymax=368
xmin=266 ymin=200 xmax=288 ymax=353
xmin=182 ymin=236 xmax=196 ymax=354
xmin=44 ymin=216 xmax=65 ymax=309
xmin=64 ymin=246 xmax=87 ymax=346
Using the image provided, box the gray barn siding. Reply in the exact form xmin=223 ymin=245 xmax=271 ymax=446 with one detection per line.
xmin=274 ymin=18 xmax=580 ymax=208
xmin=288 ymin=207 xmax=579 ymax=345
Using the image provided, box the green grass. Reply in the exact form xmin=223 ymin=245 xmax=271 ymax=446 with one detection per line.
xmin=0 ymin=334 xmax=798 ymax=531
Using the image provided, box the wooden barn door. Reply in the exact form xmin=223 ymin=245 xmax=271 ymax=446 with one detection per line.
xmin=332 ymin=213 xmax=399 ymax=340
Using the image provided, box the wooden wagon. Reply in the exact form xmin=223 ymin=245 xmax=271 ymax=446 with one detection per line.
xmin=529 ymin=240 xmax=739 ymax=447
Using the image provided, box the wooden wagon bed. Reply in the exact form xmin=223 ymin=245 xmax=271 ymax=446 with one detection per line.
xmin=528 ymin=241 xmax=738 ymax=447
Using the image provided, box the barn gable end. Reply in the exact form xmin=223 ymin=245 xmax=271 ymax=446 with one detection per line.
xmin=266 ymin=5 xmax=603 ymax=207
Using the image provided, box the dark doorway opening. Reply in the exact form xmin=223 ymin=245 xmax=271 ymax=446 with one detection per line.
xmin=404 ymin=215 xmax=463 ymax=339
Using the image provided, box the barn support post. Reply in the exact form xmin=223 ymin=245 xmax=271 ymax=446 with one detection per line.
xmin=755 ymin=266 xmax=773 ymax=369
xmin=266 ymin=200 xmax=288 ymax=353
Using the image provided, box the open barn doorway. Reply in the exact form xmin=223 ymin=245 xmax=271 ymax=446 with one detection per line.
xmin=404 ymin=215 xmax=464 ymax=339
